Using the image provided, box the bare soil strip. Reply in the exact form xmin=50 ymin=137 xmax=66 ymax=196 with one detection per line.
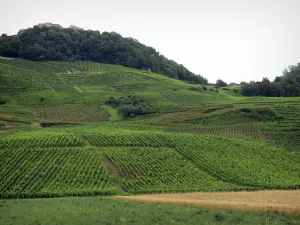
xmin=115 ymin=190 xmax=300 ymax=213
xmin=103 ymin=154 xmax=124 ymax=192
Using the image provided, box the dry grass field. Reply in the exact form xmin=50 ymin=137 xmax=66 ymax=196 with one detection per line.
xmin=116 ymin=190 xmax=300 ymax=213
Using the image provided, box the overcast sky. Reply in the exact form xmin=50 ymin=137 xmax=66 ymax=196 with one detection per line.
xmin=1 ymin=0 xmax=300 ymax=83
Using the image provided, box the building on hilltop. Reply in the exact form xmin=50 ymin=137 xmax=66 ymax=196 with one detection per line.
xmin=229 ymin=82 xmax=239 ymax=86
xmin=69 ymin=25 xmax=81 ymax=29
xmin=37 ymin=23 xmax=62 ymax=28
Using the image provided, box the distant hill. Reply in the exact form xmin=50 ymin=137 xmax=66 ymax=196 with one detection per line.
xmin=0 ymin=26 xmax=207 ymax=84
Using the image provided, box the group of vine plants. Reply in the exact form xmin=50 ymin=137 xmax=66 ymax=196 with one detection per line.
xmin=0 ymin=147 xmax=116 ymax=198
xmin=36 ymin=106 xmax=109 ymax=123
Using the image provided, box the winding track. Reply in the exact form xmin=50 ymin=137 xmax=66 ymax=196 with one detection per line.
xmin=115 ymin=190 xmax=300 ymax=213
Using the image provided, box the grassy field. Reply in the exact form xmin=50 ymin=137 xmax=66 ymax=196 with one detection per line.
xmin=1 ymin=197 xmax=300 ymax=225
xmin=0 ymin=57 xmax=300 ymax=222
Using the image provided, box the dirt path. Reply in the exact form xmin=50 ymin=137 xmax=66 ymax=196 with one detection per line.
xmin=115 ymin=190 xmax=300 ymax=213
xmin=103 ymin=154 xmax=124 ymax=192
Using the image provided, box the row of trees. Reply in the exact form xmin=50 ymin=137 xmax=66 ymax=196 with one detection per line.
xmin=0 ymin=26 xmax=207 ymax=84
xmin=241 ymin=64 xmax=300 ymax=97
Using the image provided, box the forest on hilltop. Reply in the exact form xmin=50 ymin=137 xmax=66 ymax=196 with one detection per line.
xmin=0 ymin=26 xmax=207 ymax=84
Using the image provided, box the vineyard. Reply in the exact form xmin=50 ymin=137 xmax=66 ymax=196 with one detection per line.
xmin=1 ymin=58 xmax=300 ymax=199
xmin=36 ymin=106 xmax=109 ymax=122
xmin=141 ymin=90 xmax=224 ymax=113
xmin=0 ymin=126 xmax=299 ymax=198
xmin=100 ymin=122 xmax=262 ymax=141
xmin=105 ymin=147 xmax=239 ymax=193
xmin=170 ymin=134 xmax=300 ymax=189
xmin=263 ymin=132 xmax=300 ymax=152
xmin=0 ymin=147 xmax=116 ymax=198
xmin=0 ymin=135 xmax=84 ymax=148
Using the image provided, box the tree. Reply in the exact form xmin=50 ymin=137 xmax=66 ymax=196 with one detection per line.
xmin=0 ymin=97 xmax=6 ymax=104
xmin=240 ymin=64 xmax=300 ymax=97
xmin=216 ymin=79 xmax=227 ymax=88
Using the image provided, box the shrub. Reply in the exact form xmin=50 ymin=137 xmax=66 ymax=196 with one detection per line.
xmin=0 ymin=97 xmax=6 ymax=105
xmin=237 ymin=107 xmax=282 ymax=121
xmin=106 ymin=95 xmax=153 ymax=117
xmin=221 ymin=87 xmax=229 ymax=91
xmin=188 ymin=86 xmax=202 ymax=92
xmin=118 ymin=103 xmax=153 ymax=117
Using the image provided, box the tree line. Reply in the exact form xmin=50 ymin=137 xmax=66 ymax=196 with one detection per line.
xmin=241 ymin=63 xmax=300 ymax=97
xmin=0 ymin=26 xmax=207 ymax=84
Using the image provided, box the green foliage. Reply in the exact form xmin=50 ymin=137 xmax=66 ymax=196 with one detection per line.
xmin=0 ymin=27 xmax=208 ymax=84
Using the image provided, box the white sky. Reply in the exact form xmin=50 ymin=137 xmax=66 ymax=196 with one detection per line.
xmin=1 ymin=0 xmax=300 ymax=83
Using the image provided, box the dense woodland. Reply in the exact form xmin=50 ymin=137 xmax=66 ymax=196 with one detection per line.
xmin=240 ymin=63 xmax=300 ymax=97
xmin=0 ymin=26 xmax=207 ymax=84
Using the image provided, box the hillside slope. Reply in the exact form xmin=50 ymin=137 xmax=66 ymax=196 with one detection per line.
xmin=0 ymin=58 xmax=226 ymax=118
xmin=0 ymin=58 xmax=300 ymax=198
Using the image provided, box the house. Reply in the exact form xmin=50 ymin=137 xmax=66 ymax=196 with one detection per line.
xmin=37 ymin=23 xmax=62 ymax=28
xmin=69 ymin=25 xmax=81 ymax=29
xmin=142 ymin=68 xmax=152 ymax=74
xmin=229 ymin=82 xmax=239 ymax=86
